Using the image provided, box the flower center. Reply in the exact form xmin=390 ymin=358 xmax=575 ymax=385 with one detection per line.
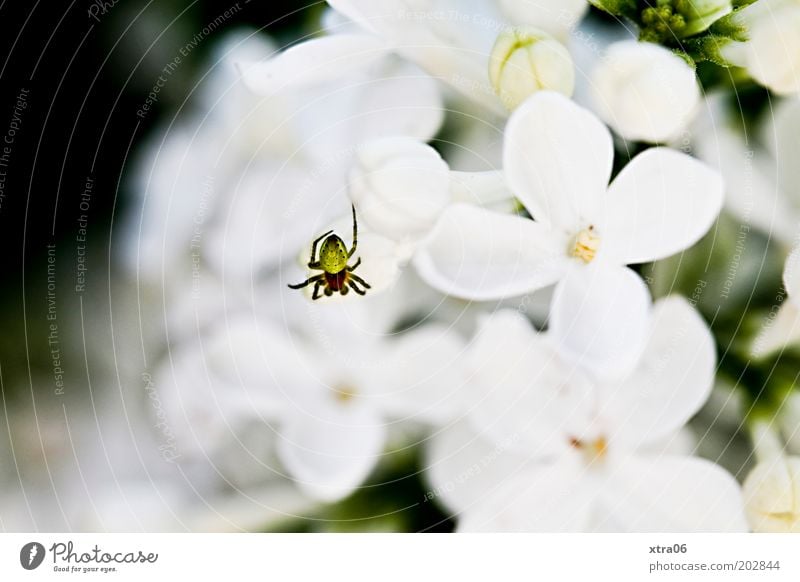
xmin=570 ymin=226 xmax=600 ymax=263
xmin=332 ymin=385 xmax=358 ymax=403
xmin=570 ymin=436 xmax=608 ymax=467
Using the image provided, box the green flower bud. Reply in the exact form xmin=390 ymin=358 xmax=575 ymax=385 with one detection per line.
xmin=680 ymin=0 xmax=734 ymax=36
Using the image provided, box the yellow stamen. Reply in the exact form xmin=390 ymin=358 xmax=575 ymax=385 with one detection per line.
xmin=570 ymin=436 xmax=608 ymax=466
xmin=571 ymin=226 xmax=600 ymax=263
xmin=333 ymin=385 xmax=357 ymax=403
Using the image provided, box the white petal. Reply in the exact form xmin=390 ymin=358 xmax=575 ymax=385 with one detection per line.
xmin=291 ymin=56 xmax=444 ymax=163
xmin=602 ymin=147 xmax=724 ymax=265
xmin=344 ymin=58 xmax=444 ymax=145
xmin=639 ymin=427 xmax=697 ymax=457
xmin=449 ymin=170 xmax=513 ymax=207
xmin=240 ymin=34 xmax=388 ymax=95
xmin=465 ymin=310 xmax=595 ymax=456
xmin=503 ymin=91 xmax=614 ymax=230
xmin=497 ymin=0 xmax=589 ymax=38
xmin=548 ymin=264 xmax=652 ymax=380
xmin=277 ymin=402 xmax=386 ymax=502
xmin=457 ymin=460 xmax=595 ymax=531
xmin=413 ymin=203 xmax=570 ymax=300
xmin=601 ymin=296 xmax=716 ymax=448
xmin=597 ymin=455 xmax=748 ymax=532
xmin=424 ymin=422 xmax=528 ymax=515
xmin=361 ymin=325 xmax=468 ymax=424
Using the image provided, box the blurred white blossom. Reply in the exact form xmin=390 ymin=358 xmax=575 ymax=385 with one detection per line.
xmin=695 ymin=96 xmax=800 ymax=247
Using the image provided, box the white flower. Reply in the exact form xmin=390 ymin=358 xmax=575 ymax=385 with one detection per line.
xmin=326 ymin=0 xmax=587 ymax=113
xmin=591 ymin=41 xmax=700 ymax=143
xmin=489 ymin=27 xmax=575 ymax=110
xmin=723 ymin=0 xmax=800 ymax=95
xmin=159 ymin=312 xmax=466 ymax=502
xmin=743 ymin=455 xmax=800 ymax=532
xmin=442 ymin=280 xmax=746 ymax=531
xmin=414 ymin=91 xmax=724 ymax=300
xmin=752 ymin=246 xmax=800 ymax=357
xmin=694 ymin=96 xmax=800 ymax=246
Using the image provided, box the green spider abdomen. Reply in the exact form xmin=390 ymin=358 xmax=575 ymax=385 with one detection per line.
xmin=319 ymin=235 xmax=349 ymax=273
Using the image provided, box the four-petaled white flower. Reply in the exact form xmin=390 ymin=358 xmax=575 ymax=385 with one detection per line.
xmin=414 ymin=91 xmax=724 ymax=301
xmin=429 ymin=269 xmax=747 ymax=532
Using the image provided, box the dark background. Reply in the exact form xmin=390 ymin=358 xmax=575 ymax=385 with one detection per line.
xmin=0 ymin=0 xmax=315 ymax=383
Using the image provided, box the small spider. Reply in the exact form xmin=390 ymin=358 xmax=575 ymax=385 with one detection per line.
xmin=288 ymin=205 xmax=372 ymax=300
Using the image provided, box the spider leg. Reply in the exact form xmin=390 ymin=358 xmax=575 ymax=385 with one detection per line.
xmin=347 ymin=204 xmax=358 ymax=258
xmin=346 ymin=257 xmax=361 ymax=271
xmin=311 ymin=279 xmax=325 ymax=300
xmin=349 ymin=273 xmax=371 ymax=289
xmin=348 ymin=280 xmax=367 ymax=296
xmin=309 ymin=230 xmax=334 ymax=266
xmin=288 ymin=273 xmax=324 ymax=290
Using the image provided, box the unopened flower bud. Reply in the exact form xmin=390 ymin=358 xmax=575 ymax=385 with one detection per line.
xmin=349 ymin=137 xmax=450 ymax=244
xmin=743 ymin=455 xmax=800 ymax=532
xmin=680 ymin=0 xmax=733 ymax=36
xmin=723 ymin=0 xmax=800 ymax=95
xmin=489 ymin=27 xmax=574 ymax=111
xmin=591 ymin=40 xmax=700 ymax=142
